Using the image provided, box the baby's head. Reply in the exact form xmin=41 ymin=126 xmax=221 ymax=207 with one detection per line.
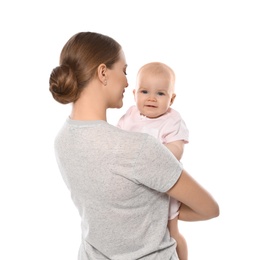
xmin=134 ymin=62 xmax=176 ymax=118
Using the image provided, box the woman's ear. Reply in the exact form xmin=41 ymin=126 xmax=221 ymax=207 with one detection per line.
xmin=170 ymin=93 xmax=176 ymax=106
xmin=98 ymin=64 xmax=107 ymax=85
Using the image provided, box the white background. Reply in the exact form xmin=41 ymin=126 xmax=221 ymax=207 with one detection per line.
xmin=1 ymin=0 xmax=254 ymax=259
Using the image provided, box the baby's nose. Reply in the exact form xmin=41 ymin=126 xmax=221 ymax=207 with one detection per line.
xmin=148 ymin=95 xmax=156 ymax=101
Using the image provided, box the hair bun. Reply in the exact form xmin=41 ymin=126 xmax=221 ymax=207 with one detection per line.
xmin=49 ymin=64 xmax=78 ymax=104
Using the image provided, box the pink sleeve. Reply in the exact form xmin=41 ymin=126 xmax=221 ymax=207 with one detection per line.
xmin=117 ymin=115 xmax=124 ymax=129
xmin=116 ymin=106 xmax=134 ymax=129
xmin=163 ymin=116 xmax=189 ymax=144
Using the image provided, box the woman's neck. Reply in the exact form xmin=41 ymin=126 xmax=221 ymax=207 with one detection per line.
xmin=70 ymin=85 xmax=107 ymax=121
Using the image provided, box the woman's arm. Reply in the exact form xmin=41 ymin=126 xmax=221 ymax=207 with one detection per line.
xmin=167 ymin=169 xmax=220 ymax=221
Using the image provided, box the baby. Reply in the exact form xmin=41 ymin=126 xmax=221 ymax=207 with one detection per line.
xmin=117 ymin=62 xmax=189 ymax=260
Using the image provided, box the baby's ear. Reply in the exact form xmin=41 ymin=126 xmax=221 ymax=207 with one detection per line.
xmin=133 ymin=89 xmax=137 ymax=101
xmin=170 ymin=93 xmax=176 ymax=106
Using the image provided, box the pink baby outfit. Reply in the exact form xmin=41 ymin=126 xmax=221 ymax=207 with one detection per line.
xmin=117 ymin=105 xmax=189 ymax=145
xmin=117 ymin=105 xmax=189 ymax=219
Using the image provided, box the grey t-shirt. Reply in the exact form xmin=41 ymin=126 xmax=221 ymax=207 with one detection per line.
xmin=54 ymin=118 xmax=182 ymax=260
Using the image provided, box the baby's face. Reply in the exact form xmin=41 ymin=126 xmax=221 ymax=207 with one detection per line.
xmin=134 ymin=73 xmax=175 ymax=118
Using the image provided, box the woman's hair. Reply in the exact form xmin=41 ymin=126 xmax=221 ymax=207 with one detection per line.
xmin=49 ymin=32 xmax=122 ymax=104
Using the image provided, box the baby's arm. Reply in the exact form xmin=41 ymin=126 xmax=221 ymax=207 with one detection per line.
xmin=164 ymin=140 xmax=184 ymax=219
xmin=164 ymin=140 xmax=185 ymax=161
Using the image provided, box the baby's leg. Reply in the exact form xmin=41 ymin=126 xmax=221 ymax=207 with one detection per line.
xmin=168 ymin=217 xmax=188 ymax=260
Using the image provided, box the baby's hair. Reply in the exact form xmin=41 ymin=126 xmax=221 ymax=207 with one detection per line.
xmin=49 ymin=32 xmax=122 ymax=104
xmin=137 ymin=62 xmax=175 ymax=90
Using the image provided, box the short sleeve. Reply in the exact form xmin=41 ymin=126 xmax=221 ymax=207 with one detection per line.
xmin=162 ymin=115 xmax=189 ymax=144
xmin=117 ymin=115 xmax=124 ymax=129
xmin=116 ymin=106 xmax=133 ymax=129
xmin=132 ymin=135 xmax=182 ymax=192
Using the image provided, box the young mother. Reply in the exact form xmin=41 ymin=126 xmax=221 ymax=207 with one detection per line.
xmin=49 ymin=32 xmax=219 ymax=260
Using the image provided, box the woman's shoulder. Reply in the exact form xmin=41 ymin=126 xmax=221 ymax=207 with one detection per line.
xmin=111 ymin=123 xmax=157 ymax=145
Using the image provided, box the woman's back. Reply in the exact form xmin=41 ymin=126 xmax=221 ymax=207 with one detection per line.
xmin=55 ymin=118 xmax=182 ymax=259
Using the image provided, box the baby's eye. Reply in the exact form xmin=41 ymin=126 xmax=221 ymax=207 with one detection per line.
xmin=141 ymin=90 xmax=148 ymax=94
xmin=158 ymin=92 xmax=165 ymax=96
xmin=124 ymin=71 xmax=127 ymax=75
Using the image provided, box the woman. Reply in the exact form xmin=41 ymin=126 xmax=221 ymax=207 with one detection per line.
xmin=49 ymin=32 xmax=219 ymax=260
